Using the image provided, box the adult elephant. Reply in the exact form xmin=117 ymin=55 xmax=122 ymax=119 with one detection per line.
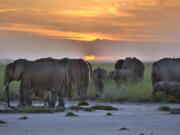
xmin=65 ymin=59 xmax=92 ymax=100
xmin=122 ymin=57 xmax=144 ymax=80
xmin=93 ymin=68 xmax=108 ymax=96
xmin=152 ymin=58 xmax=180 ymax=101
xmin=4 ymin=59 xmax=30 ymax=107
xmin=36 ymin=58 xmax=92 ymax=101
xmin=115 ymin=59 xmax=124 ymax=70
xmin=4 ymin=59 xmax=66 ymax=107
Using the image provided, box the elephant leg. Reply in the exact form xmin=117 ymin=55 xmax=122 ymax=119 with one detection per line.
xmin=78 ymin=84 xmax=87 ymax=101
xmin=95 ymin=86 xmax=100 ymax=97
xmin=19 ymin=82 xmax=25 ymax=107
xmin=49 ymin=90 xmax=57 ymax=108
xmin=43 ymin=91 xmax=48 ymax=107
xmin=67 ymin=83 xmax=72 ymax=100
xmin=58 ymin=90 xmax=65 ymax=107
xmin=22 ymin=80 xmax=32 ymax=106
xmin=152 ymin=90 xmax=157 ymax=102
xmin=162 ymin=89 xmax=167 ymax=103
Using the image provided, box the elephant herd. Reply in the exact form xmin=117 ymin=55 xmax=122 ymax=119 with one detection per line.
xmin=3 ymin=58 xmax=92 ymax=108
xmin=92 ymin=57 xmax=180 ymax=102
xmin=93 ymin=57 xmax=145 ymax=96
xmin=3 ymin=57 xmax=180 ymax=108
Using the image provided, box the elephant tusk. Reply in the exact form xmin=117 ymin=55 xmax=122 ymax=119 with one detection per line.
xmin=2 ymin=83 xmax=8 ymax=90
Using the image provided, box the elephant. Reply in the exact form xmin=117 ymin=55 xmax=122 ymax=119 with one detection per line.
xmin=4 ymin=59 xmax=30 ymax=107
xmin=36 ymin=57 xmax=92 ymax=101
xmin=110 ymin=69 xmax=137 ymax=86
xmin=115 ymin=59 xmax=124 ymax=70
xmin=93 ymin=68 xmax=108 ymax=96
xmin=153 ymin=81 xmax=166 ymax=92
xmin=152 ymin=58 xmax=180 ymax=101
xmin=152 ymin=81 xmax=166 ymax=101
xmin=4 ymin=59 xmax=66 ymax=108
xmin=166 ymin=82 xmax=180 ymax=102
xmin=65 ymin=58 xmax=92 ymax=100
xmin=122 ymin=57 xmax=144 ymax=80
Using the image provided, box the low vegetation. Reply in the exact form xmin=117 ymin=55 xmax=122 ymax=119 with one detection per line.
xmin=65 ymin=112 xmax=78 ymax=117
xmin=91 ymin=105 xmax=118 ymax=110
xmin=106 ymin=112 xmax=112 ymax=116
xmin=0 ymin=120 xmax=6 ymax=124
xmin=0 ymin=106 xmax=65 ymax=113
xmin=78 ymin=101 xmax=89 ymax=106
xmin=159 ymin=106 xmax=171 ymax=111
xmin=19 ymin=116 xmax=28 ymax=120
xmin=69 ymin=104 xmax=118 ymax=111
xmin=159 ymin=106 xmax=180 ymax=114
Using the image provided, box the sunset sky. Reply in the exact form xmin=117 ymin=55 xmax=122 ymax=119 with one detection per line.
xmin=0 ymin=0 xmax=180 ymax=61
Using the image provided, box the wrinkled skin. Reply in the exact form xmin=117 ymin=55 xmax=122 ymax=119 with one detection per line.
xmin=122 ymin=57 xmax=144 ymax=80
xmin=115 ymin=59 xmax=124 ymax=70
xmin=152 ymin=58 xmax=180 ymax=101
xmin=4 ymin=59 xmax=66 ymax=108
xmin=110 ymin=69 xmax=137 ymax=87
xmin=93 ymin=68 xmax=108 ymax=96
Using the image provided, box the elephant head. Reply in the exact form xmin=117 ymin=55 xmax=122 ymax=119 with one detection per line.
xmin=3 ymin=59 xmax=28 ymax=107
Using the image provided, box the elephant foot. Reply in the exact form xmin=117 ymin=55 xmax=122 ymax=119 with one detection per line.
xmin=49 ymin=102 xmax=56 ymax=108
xmin=162 ymin=101 xmax=166 ymax=104
xmin=58 ymin=102 xmax=65 ymax=107
xmin=95 ymin=94 xmax=100 ymax=98
xmin=17 ymin=103 xmax=25 ymax=108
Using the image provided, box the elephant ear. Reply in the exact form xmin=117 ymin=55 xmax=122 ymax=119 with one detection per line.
xmin=14 ymin=60 xmax=25 ymax=80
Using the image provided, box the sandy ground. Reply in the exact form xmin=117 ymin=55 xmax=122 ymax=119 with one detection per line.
xmin=0 ymin=101 xmax=180 ymax=135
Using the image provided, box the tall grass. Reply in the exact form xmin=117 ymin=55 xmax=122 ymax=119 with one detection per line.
xmin=88 ymin=63 xmax=153 ymax=102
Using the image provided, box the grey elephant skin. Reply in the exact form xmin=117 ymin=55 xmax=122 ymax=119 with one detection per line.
xmin=166 ymin=82 xmax=180 ymax=102
xmin=152 ymin=58 xmax=180 ymax=101
xmin=122 ymin=57 xmax=144 ymax=80
xmin=114 ymin=59 xmax=124 ymax=70
xmin=115 ymin=57 xmax=144 ymax=80
xmin=110 ymin=69 xmax=136 ymax=86
xmin=65 ymin=58 xmax=92 ymax=100
xmin=93 ymin=68 xmax=108 ymax=96
xmin=36 ymin=57 xmax=92 ymax=101
xmin=4 ymin=59 xmax=66 ymax=107
xmin=153 ymin=81 xmax=180 ymax=102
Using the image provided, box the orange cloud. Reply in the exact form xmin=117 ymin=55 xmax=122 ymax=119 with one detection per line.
xmin=0 ymin=23 xmax=117 ymax=41
xmin=0 ymin=0 xmax=180 ymax=42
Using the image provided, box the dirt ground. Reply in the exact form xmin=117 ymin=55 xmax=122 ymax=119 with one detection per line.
xmin=0 ymin=101 xmax=180 ymax=135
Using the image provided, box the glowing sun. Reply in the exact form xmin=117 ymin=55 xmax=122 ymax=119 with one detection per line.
xmin=84 ymin=55 xmax=96 ymax=61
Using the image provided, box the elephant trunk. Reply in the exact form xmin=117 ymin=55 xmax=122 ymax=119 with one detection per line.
xmin=4 ymin=75 xmax=10 ymax=107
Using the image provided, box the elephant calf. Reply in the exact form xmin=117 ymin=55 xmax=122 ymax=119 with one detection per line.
xmin=110 ymin=69 xmax=136 ymax=86
xmin=152 ymin=81 xmax=180 ymax=102
xmin=166 ymin=82 xmax=180 ymax=101
xmin=152 ymin=81 xmax=166 ymax=101
xmin=93 ymin=68 xmax=108 ymax=96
